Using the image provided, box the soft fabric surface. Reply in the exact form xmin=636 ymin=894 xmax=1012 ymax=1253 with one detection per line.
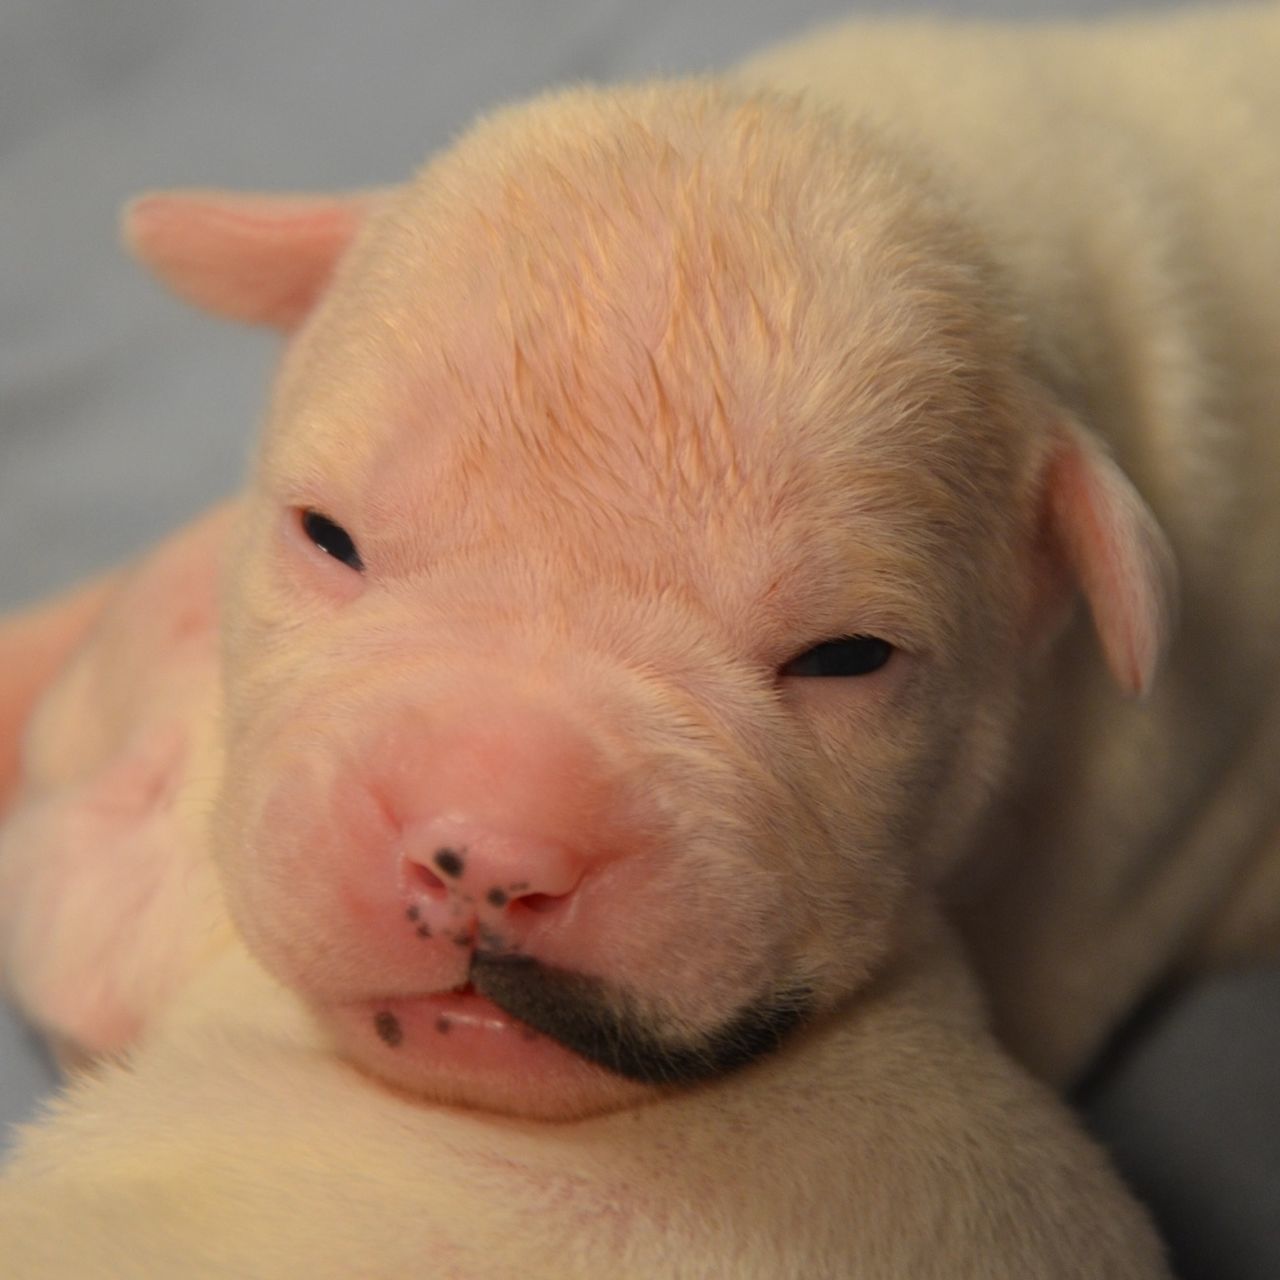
xmin=2 ymin=1 xmax=1274 ymax=1275
xmin=1082 ymin=970 xmax=1280 ymax=1280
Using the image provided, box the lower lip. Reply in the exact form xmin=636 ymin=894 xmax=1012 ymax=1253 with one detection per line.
xmin=322 ymin=988 xmax=651 ymax=1119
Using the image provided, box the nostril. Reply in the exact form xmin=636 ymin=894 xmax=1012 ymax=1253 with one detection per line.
xmin=409 ymin=861 xmax=448 ymax=898
xmin=516 ymin=892 xmax=562 ymax=915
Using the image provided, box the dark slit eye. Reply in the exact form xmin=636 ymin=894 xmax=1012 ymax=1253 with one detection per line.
xmin=781 ymin=636 xmax=893 ymax=678
xmin=301 ymin=510 xmax=364 ymax=571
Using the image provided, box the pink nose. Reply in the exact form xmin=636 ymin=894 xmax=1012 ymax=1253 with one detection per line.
xmin=370 ymin=702 xmax=610 ymax=949
xmin=400 ymin=815 xmax=588 ymax=937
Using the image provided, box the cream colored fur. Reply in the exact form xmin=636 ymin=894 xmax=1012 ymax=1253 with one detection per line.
xmin=3 ymin=4 xmax=1279 ymax=1276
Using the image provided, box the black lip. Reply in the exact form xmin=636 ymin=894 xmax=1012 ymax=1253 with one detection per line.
xmin=469 ymin=952 xmax=812 ymax=1086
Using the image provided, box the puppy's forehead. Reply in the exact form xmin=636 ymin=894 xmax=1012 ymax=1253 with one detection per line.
xmin=269 ymin=85 xmax=1030 ymax=597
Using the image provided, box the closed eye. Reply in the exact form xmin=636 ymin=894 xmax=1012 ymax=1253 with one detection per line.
xmin=780 ymin=636 xmax=894 ymax=678
xmin=300 ymin=509 xmax=364 ymax=571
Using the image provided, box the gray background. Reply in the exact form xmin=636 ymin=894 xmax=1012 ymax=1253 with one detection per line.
xmin=1 ymin=2 xmax=1275 ymax=1277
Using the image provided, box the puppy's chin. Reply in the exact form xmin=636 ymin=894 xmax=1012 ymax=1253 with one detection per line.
xmin=470 ymin=952 xmax=814 ymax=1086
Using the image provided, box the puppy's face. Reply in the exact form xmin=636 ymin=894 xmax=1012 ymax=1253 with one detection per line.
xmin=178 ymin=88 xmax=1165 ymax=1119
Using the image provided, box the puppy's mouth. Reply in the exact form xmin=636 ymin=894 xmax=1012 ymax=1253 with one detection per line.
xmin=468 ymin=951 xmax=813 ymax=1085
xmin=325 ymin=958 xmax=814 ymax=1118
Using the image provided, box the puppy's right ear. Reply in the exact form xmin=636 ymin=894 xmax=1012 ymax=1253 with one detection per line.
xmin=1027 ymin=415 xmax=1178 ymax=698
xmin=121 ymin=189 xmax=385 ymax=329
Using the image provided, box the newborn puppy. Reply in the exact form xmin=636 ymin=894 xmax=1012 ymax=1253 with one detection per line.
xmin=3 ymin=4 xmax=1278 ymax=1274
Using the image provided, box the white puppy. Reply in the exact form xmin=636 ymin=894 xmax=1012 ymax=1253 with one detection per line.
xmin=4 ymin=4 xmax=1278 ymax=1275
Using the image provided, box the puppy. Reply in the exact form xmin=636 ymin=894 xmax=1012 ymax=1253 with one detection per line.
xmin=4 ymin=4 xmax=1277 ymax=1274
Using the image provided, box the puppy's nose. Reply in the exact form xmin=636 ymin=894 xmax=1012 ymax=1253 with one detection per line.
xmin=400 ymin=816 xmax=588 ymax=929
xmin=366 ymin=700 xmax=615 ymax=947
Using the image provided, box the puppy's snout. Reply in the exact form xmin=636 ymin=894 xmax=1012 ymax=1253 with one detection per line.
xmin=359 ymin=699 xmax=618 ymax=952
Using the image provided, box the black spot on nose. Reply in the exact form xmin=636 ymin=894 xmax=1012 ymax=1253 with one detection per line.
xmin=486 ymin=888 xmax=508 ymax=908
xmin=406 ymin=905 xmax=420 ymax=922
xmin=374 ymin=1011 xmax=403 ymax=1048
xmin=435 ymin=1015 xmax=452 ymax=1034
xmin=416 ymin=923 xmax=432 ymax=938
xmin=434 ymin=848 xmax=465 ymax=878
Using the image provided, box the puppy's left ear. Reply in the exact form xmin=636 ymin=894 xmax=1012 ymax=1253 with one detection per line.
xmin=121 ymin=189 xmax=386 ymax=329
xmin=1028 ymin=415 xmax=1177 ymax=697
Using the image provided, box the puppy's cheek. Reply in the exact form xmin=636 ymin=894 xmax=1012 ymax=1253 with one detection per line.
xmin=212 ymin=752 xmax=316 ymax=969
xmin=217 ymin=764 xmax=392 ymax=991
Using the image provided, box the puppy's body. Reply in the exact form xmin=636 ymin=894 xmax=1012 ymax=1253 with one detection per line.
xmin=2 ymin=5 xmax=1278 ymax=1276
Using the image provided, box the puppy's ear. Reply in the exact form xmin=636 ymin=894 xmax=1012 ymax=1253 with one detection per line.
xmin=121 ymin=189 xmax=384 ymax=329
xmin=1028 ymin=416 xmax=1177 ymax=696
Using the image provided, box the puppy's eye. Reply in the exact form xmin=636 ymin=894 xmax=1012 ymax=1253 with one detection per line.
xmin=781 ymin=636 xmax=893 ymax=678
xmin=301 ymin=510 xmax=364 ymax=571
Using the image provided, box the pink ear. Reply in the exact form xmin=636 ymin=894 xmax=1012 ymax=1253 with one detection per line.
xmin=121 ymin=189 xmax=382 ymax=328
xmin=1036 ymin=422 xmax=1177 ymax=696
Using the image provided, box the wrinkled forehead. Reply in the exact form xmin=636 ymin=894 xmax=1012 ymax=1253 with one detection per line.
xmin=263 ymin=87 xmax=1031 ymax=638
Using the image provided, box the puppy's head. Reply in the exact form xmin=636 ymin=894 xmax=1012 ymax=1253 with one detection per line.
xmin=126 ymin=84 xmax=1173 ymax=1118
